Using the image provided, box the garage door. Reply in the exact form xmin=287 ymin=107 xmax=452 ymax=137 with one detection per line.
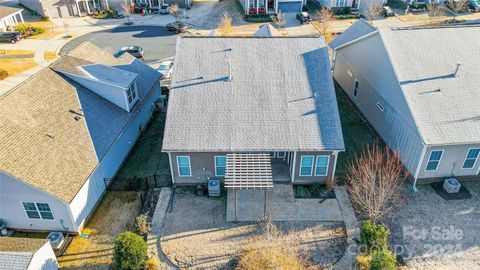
xmin=278 ymin=1 xmax=302 ymax=13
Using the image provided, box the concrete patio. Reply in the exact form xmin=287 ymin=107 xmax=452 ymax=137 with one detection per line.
xmin=226 ymin=184 xmax=343 ymax=222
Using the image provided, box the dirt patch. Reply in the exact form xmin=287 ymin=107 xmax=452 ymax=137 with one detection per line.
xmin=58 ymin=191 xmax=142 ymax=270
xmin=160 ymin=188 xmax=347 ymax=269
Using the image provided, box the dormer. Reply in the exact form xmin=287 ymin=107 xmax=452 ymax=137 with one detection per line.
xmin=55 ymin=64 xmax=139 ymax=112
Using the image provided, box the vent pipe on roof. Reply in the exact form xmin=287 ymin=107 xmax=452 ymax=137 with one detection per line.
xmin=454 ymin=62 xmax=462 ymax=77
xmin=227 ymin=59 xmax=232 ymax=82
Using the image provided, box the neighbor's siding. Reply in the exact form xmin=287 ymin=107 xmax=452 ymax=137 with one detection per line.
xmin=293 ymin=151 xmax=336 ymax=183
xmin=0 ymin=172 xmax=76 ymax=232
xmin=69 ymin=83 xmax=161 ymax=230
xmin=333 ymin=33 xmax=425 ymax=177
xmin=27 ymin=242 xmax=58 ymax=270
xmin=418 ymin=144 xmax=480 ymax=181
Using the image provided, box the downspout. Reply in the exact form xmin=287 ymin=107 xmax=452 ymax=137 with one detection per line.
xmin=168 ymin=152 xmax=175 ymax=184
xmin=412 ymin=143 xmax=427 ymax=192
xmin=291 ymin=151 xmax=297 ymax=182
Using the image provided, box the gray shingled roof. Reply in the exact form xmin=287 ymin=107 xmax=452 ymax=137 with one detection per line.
xmin=253 ymin=24 xmax=281 ymax=37
xmin=0 ymin=238 xmax=48 ymax=270
xmin=80 ymin=64 xmax=137 ymax=88
xmin=0 ymin=252 xmax=32 ymax=270
xmin=329 ymin=19 xmax=377 ymax=50
xmin=379 ymin=26 xmax=480 ymax=145
xmin=163 ymin=37 xmax=345 ymax=152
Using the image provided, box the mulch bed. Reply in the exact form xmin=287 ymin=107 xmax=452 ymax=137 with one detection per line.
xmin=294 ymin=185 xmax=336 ymax=199
xmin=431 ymin=182 xmax=472 ymax=200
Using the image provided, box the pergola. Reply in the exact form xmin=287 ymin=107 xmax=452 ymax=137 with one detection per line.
xmin=0 ymin=6 xmax=24 ymax=33
xmin=225 ymin=153 xmax=273 ymax=222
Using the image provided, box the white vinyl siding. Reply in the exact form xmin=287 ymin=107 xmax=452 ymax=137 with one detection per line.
xmin=426 ymin=150 xmax=443 ymax=171
xmin=177 ymin=156 xmax=191 ymax=176
xmin=215 ymin=156 xmax=227 ymax=176
xmin=314 ymin=155 xmax=330 ymax=176
xmin=22 ymin=202 xmax=54 ymax=220
xmin=462 ymin=148 xmax=480 ymax=169
xmin=299 ymin=155 xmax=314 ymax=176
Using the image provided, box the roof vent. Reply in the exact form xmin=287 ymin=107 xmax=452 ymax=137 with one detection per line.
xmin=46 ymin=133 xmax=55 ymax=139
xmin=454 ymin=62 xmax=462 ymax=77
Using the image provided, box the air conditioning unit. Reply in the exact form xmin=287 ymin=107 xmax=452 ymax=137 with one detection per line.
xmin=46 ymin=232 xmax=65 ymax=250
xmin=443 ymin=178 xmax=461 ymax=194
xmin=208 ymin=178 xmax=221 ymax=197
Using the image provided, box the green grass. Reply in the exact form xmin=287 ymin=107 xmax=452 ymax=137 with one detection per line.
xmin=334 ymin=83 xmax=379 ymax=183
xmin=115 ymin=112 xmax=171 ymax=179
xmin=12 ymin=232 xmax=49 ymax=238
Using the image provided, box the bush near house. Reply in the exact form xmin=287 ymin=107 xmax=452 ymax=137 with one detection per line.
xmin=370 ymin=251 xmax=397 ymax=270
xmin=134 ymin=214 xmax=151 ymax=238
xmin=335 ymin=13 xmax=362 ymax=19
xmin=14 ymin=24 xmax=44 ymax=37
xmin=0 ymin=69 xmax=8 ymax=80
xmin=113 ymin=231 xmax=147 ymax=270
xmin=244 ymin=14 xmax=273 ymax=23
xmin=357 ymin=220 xmax=397 ymax=270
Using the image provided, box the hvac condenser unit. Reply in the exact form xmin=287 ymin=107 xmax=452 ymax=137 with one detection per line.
xmin=443 ymin=178 xmax=461 ymax=194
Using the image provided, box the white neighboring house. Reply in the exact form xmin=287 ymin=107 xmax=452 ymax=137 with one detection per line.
xmin=0 ymin=237 xmax=58 ymax=270
xmin=0 ymin=42 xmax=161 ymax=233
xmin=0 ymin=6 xmax=25 ymax=32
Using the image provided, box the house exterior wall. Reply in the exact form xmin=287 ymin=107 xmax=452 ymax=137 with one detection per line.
xmin=27 ymin=242 xmax=58 ymax=270
xmin=69 ymin=82 xmax=161 ymax=230
xmin=0 ymin=172 xmax=77 ymax=232
xmin=332 ymin=33 xmax=425 ymax=177
xmin=293 ymin=151 xmax=336 ymax=183
xmin=417 ymin=144 xmax=480 ymax=181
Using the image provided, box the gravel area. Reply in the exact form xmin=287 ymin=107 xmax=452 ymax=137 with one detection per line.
xmin=160 ymin=188 xmax=347 ymax=269
xmin=387 ymin=181 xmax=480 ymax=269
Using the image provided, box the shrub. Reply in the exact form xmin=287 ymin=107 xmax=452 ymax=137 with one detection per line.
xmin=356 ymin=255 xmax=372 ymax=270
xmin=146 ymin=256 xmax=160 ymax=270
xmin=295 ymin=186 xmax=311 ymax=198
xmin=0 ymin=69 xmax=8 ymax=80
xmin=14 ymin=24 xmax=44 ymax=37
xmin=113 ymin=231 xmax=147 ymax=270
xmin=370 ymin=251 xmax=396 ymax=270
xmin=244 ymin=14 xmax=272 ymax=23
xmin=335 ymin=13 xmax=361 ymax=19
xmin=135 ymin=215 xmax=151 ymax=237
xmin=360 ymin=220 xmax=389 ymax=254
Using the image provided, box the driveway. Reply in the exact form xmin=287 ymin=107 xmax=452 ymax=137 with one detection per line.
xmin=283 ymin=13 xmax=319 ymax=36
xmin=388 ymin=181 xmax=480 ymax=269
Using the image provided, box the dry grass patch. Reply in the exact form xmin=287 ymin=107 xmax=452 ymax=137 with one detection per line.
xmin=44 ymin=51 xmax=58 ymax=62
xmin=25 ymin=21 xmax=63 ymax=39
xmin=58 ymin=191 xmax=141 ymax=270
xmin=0 ymin=49 xmax=36 ymax=77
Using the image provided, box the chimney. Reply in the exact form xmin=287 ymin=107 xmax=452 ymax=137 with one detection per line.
xmin=454 ymin=62 xmax=462 ymax=77
xmin=227 ymin=59 xmax=232 ymax=82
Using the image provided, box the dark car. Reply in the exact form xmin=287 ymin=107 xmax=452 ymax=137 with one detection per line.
xmin=382 ymin=6 xmax=395 ymax=17
xmin=159 ymin=4 xmax=170 ymax=14
xmin=296 ymin=12 xmax=311 ymax=24
xmin=114 ymin=46 xmax=144 ymax=59
xmin=166 ymin=22 xmax=188 ymax=33
xmin=113 ymin=11 xmax=125 ymax=18
xmin=0 ymin=32 xmax=22 ymax=43
xmin=468 ymin=0 xmax=480 ymax=11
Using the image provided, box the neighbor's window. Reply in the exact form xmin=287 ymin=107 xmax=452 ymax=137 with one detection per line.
xmin=462 ymin=148 xmax=480 ymax=169
xmin=353 ymin=79 xmax=359 ymax=98
xmin=277 ymin=152 xmax=286 ymax=158
xmin=126 ymin=82 xmax=137 ymax=104
xmin=22 ymin=202 xmax=54 ymax=220
xmin=215 ymin=156 xmax=227 ymax=176
xmin=426 ymin=150 xmax=443 ymax=171
xmin=315 ymin=155 xmax=330 ymax=176
xmin=299 ymin=155 xmax=314 ymax=176
xmin=177 ymin=156 xmax=191 ymax=176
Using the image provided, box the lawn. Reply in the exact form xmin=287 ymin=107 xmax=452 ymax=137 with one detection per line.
xmin=44 ymin=51 xmax=58 ymax=62
xmin=23 ymin=21 xmax=63 ymax=40
xmin=58 ymin=191 xmax=141 ymax=270
xmin=0 ymin=50 xmax=37 ymax=77
xmin=115 ymin=111 xmax=171 ymax=179
xmin=334 ymin=83 xmax=379 ymax=183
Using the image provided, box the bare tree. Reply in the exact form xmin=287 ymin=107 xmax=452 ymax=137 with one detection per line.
xmin=316 ymin=8 xmax=334 ymax=43
xmin=448 ymin=0 xmax=467 ymax=21
xmin=121 ymin=0 xmax=132 ymax=24
xmin=346 ymin=144 xmax=407 ymax=223
xmin=363 ymin=2 xmax=383 ymax=23
xmin=219 ymin=12 xmax=234 ymax=36
xmin=426 ymin=3 xmax=446 ymax=26
xmin=273 ymin=10 xmax=286 ymax=28
xmin=170 ymin=3 xmax=181 ymax=22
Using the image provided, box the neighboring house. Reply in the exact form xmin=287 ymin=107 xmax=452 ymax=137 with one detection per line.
xmin=238 ymin=0 xmax=305 ymax=14
xmin=0 ymin=42 xmax=161 ymax=233
xmin=0 ymin=237 xmax=58 ymax=270
xmin=19 ymin=0 xmax=110 ymax=18
xmin=0 ymin=6 xmax=25 ymax=32
xmin=316 ymin=0 xmax=386 ymax=11
xmin=330 ymin=21 xmax=480 ymax=186
xmin=163 ymin=36 xmax=345 ymax=186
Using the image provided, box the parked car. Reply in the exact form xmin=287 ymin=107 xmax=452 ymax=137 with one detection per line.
xmin=296 ymin=12 xmax=311 ymax=24
xmin=166 ymin=22 xmax=188 ymax=33
xmin=113 ymin=11 xmax=125 ymax=18
xmin=157 ymin=60 xmax=174 ymax=79
xmin=159 ymin=4 xmax=170 ymax=14
xmin=468 ymin=0 xmax=480 ymax=11
xmin=382 ymin=6 xmax=395 ymax=17
xmin=114 ymin=46 xmax=144 ymax=59
xmin=0 ymin=32 xmax=22 ymax=43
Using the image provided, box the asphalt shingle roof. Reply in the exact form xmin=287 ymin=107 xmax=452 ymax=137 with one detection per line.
xmin=0 ymin=238 xmax=48 ymax=270
xmin=163 ymin=37 xmax=344 ymax=152
xmin=329 ymin=19 xmax=377 ymax=50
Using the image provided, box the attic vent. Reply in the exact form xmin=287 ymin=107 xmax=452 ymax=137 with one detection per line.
xmin=46 ymin=133 xmax=55 ymax=139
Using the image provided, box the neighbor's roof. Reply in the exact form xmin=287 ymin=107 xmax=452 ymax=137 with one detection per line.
xmin=381 ymin=26 xmax=480 ymax=145
xmin=0 ymin=6 xmax=23 ymax=19
xmin=253 ymin=24 xmax=281 ymax=37
xmin=0 ymin=42 xmax=160 ymax=202
xmin=0 ymin=238 xmax=48 ymax=270
xmin=163 ymin=37 xmax=344 ymax=152
xmin=80 ymin=64 xmax=137 ymax=88
xmin=329 ymin=19 xmax=377 ymax=50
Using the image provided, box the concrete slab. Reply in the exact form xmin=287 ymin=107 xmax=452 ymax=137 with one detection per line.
xmin=226 ymin=184 xmax=343 ymax=222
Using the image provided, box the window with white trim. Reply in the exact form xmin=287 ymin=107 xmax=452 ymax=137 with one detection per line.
xmin=126 ymin=82 xmax=138 ymax=105
xmin=177 ymin=156 xmax=191 ymax=176
xmin=269 ymin=152 xmax=276 ymax=158
xmin=277 ymin=152 xmax=286 ymax=158
xmin=299 ymin=155 xmax=314 ymax=176
xmin=462 ymin=148 xmax=480 ymax=169
xmin=426 ymin=150 xmax=443 ymax=171
xmin=215 ymin=156 xmax=227 ymax=176
xmin=353 ymin=79 xmax=359 ymax=98
xmin=22 ymin=202 xmax=54 ymax=220
xmin=315 ymin=155 xmax=330 ymax=176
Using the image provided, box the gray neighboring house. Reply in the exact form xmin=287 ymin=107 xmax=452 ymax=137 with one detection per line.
xmin=163 ymin=36 xmax=345 ymax=186
xmin=330 ymin=21 xmax=480 ymax=187
xmin=0 ymin=237 xmax=58 ymax=270
xmin=315 ymin=0 xmax=385 ymax=11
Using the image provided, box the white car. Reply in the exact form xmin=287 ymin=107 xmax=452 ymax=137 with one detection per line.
xmin=157 ymin=60 xmax=174 ymax=79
